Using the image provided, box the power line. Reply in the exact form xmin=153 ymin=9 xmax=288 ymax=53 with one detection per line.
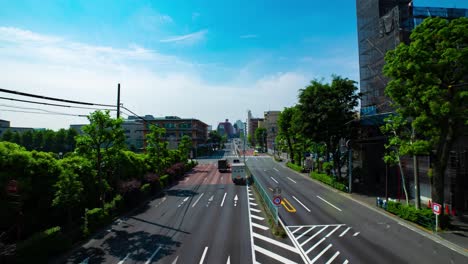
xmin=0 ymin=96 xmax=115 ymax=111
xmin=121 ymin=106 xmax=149 ymax=122
xmin=0 ymin=108 xmax=87 ymax=117
xmin=0 ymin=87 xmax=115 ymax=107
xmin=0 ymin=103 xmax=93 ymax=115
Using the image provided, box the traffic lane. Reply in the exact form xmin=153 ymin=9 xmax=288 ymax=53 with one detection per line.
xmin=249 ymin=159 xmax=468 ymax=263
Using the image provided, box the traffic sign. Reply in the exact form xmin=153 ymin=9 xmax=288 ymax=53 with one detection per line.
xmin=432 ymin=202 xmax=442 ymax=215
xmin=273 ymin=196 xmax=282 ymax=206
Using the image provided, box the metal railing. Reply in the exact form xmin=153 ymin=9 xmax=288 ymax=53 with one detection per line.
xmin=249 ymin=170 xmax=278 ymax=224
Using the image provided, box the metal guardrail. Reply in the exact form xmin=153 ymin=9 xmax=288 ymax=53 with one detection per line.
xmin=249 ymin=170 xmax=278 ymax=224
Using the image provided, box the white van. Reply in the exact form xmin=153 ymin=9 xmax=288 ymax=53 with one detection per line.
xmin=231 ymin=163 xmax=247 ymax=185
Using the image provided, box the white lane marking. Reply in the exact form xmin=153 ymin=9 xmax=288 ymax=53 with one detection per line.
xmin=326 ymin=251 xmax=340 ymax=264
xmin=353 ymin=232 xmax=360 ymax=237
xmin=154 ymin=197 xmax=167 ymax=207
xmin=287 ymin=177 xmax=297 ymax=183
xmin=234 ymin=194 xmax=239 ymax=207
xmin=249 ymin=197 xmax=255 ymax=201
xmin=250 ymin=208 xmax=261 ymax=213
xmin=250 ymin=202 xmax=258 ymax=206
xmin=117 ymin=253 xmax=130 ymax=264
xmin=292 ymin=196 xmax=311 ymax=212
xmin=270 ymin=177 xmax=279 ymax=184
xmin=221 ymin=176 xmax=224 ymax=181
xmin=251 ymin=214 xmax=265 ymax=220
xmin=316 ymin=196 xmax=342 ymax=211
xmin=311 ymin=244 xmax=332 ymax=264
xmin=226 ymin=255 xmax=230 ymax=264
xmin=192 ymin=193 xmax=204 ymax=207
xmin=145 ymin=245 xmax=162 ymax=264
xmin=199 ymin=247 xmax=208 ymax=264
xmin=253 ymin=233 xmax=299 ymax=253
xmin=247 ymin=185 xmax=257 ymax=264
xmin=343 ymin=260 xmax=349 ymax=264
xmin=220 ymin=193 xmax=227 ymax=207
xmin=305 ymin=237 xmax=326 ymax=254
xmin=301 ymin=226 xmax=328 ymax=247
xmin=296 ymin=226 xmax=315 ymax=240
xmin=178 ymin=197 xmax=189 ymax=207
xmin=252 ymin=222 xmax=269 ymax=230
xmin=254 ymin=245 xmax=298 ymax=264
xmin=339 ymin=227 xmax=351 ymax=237
xmin=326 ymin=225 xmax=343 ymax=237
xmin=291 ymin=226 xmax=303 ymax=234
xmin=209 ymin=195 xmax=214 ymax=201
xmin=273 ymin=168 xmax=279 ymax=172
xmin=171 ymin=256 xmax=179 ymax=264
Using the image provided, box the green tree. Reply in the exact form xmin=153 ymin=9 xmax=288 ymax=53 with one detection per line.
xmin=22 ymin=130 xmax=34 ymax=150
xmin=52 ymin=168 xmax=83 ymax=227
xmin=297 ymin=76 xmax=360 ymax=177
xmin=32 ymin=130 xmax=44 ymax=150
xmin=277 ymin=107 xmax=298 ymax=164
xmin=146 ymin=125 xmax=169 ymax=175
xmin=75 ymin=110 xmax=125 ymax=206
xmin=208 ymin=130 xmax=222 ymax=150
xmin=1 ymin=129 xmax=13 ymax=142
xmin=55 ymin=129 xmax=67 ymax=153
xmin=11 ymin=131 xmax=21 ymax=145
xmin=66 ymin=128 xmax=78 ymax=152
xmin=383 ymin=17 xmax=468 ymax=210
xmin=178 ymin=135 xmax=192 ymax=161
xmin=43 ymin=129 xmax=56 ymax=152
xmin=255 ymin=127 xmax=267 ymax=152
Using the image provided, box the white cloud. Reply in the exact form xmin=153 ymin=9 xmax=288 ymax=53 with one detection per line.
xmin=160 ymin=29 xmax=208 ymax=44
xmin=240 ymin=34 xmax=258 ymax=39
xmin=0 ymin=27 xmax=307 ymax=130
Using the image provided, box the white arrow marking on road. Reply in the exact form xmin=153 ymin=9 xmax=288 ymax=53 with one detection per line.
xmin=234 ymin=194 xmax=238 ymax=206
xmin=145 ymin=246 xmax=162 ymax=264
xmin=209 ymin=195 xmax=214 ymax=201
xmin=316 ymin=195 xmax=342 ymax=211
xmin=220 ymin=192 xmax=227 ymax=207
xmin=270 ymin=177 xmax=279 ymax=184
xmin=226 ymin=256 xmax=230 ymax=264
xmin=292 ymin=196 xmax=311 ymax=212
xmin=171 ymin=256 xmax=179 ymax=264
xmin=192 ymin=193 xmax=204 ymax=207
xmin=199 ymin=246 xmax=208 ymax=264
xmin=287 ymin=177 xmax=297 ymax=183
xmin=353 ymin=232 xmax=360 ymax=237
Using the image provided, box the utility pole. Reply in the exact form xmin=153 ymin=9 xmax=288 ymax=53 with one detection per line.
xmin=117 ymin=83 xmax=121 ymax=118
xmin=412 ymin=125 xmax=421 ymax=209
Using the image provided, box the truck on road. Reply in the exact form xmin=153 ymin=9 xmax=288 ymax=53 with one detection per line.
xmin=231 ymin=163 xmax=247 ymax=185
xmin=218 ymin=159 xmax=229 ymax=172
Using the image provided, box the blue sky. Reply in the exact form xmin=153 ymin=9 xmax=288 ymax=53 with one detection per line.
xmin=0 ymin=0 xmax=467 ymax=129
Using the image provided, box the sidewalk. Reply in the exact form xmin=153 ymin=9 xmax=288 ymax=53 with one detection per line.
xmin=269 ymin=153 xmax=468 ymax=253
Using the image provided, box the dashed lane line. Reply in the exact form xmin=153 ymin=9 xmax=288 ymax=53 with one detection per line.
xmin=326 ymin=251 xmax=340 ymax=264
xmin=270 ymin=177 xmax=279 ymax=184
xmin=273 ymin=168 xmax=279 ymax=172
xmin=199 ymin=247 xmax=208 ymax=264
xmin=220 ymin=192 xmax=227 ymax=207
xmin=253 ymin=233 xmax=299 ymax=253
xmin=353 ymin=232 xmax=360 ymax=237
xmin=192 ymin=193 xmax=204 ymax=207
xmin=117 ymin=253 xmax=130 ymax=264
xmin=339 ymin=227 xmax=351 ymax=237
xmin=292 ymin=196 xmax=311 ymax=212
xmin=287 ymin=177 xmax=297 ymax=183
xmin=254 ymin=245 xmax=298 ymax=264
xmin=145 ymin=246 xmax=162 ymax=264
xmin=171 ymin=256 xmax=179 ymax=264
xmin=316 ymin=196 xmax=342 ymax=212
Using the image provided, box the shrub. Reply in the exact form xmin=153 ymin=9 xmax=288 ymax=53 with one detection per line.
xmin=140 ymin=183 xmax=151 ymax=196
xmin=17 ymin=226 xmax=71 ymax=263
xmin=310 ymin=172 xmax=347 ymax=192
xmin=286 ymin=162 xmax=302 ymax=172
xmin=160 ymin=174 xmax=170 ymax=188
xmin=386 ymin=201 xmax=435 ymax=230
xmin=144 ymin=173 xmax=161 ymax=193
xmin=83 ymin=207 xmax=112 ymax=236
xmin=166 ymin=162 xmax=186 ymax=180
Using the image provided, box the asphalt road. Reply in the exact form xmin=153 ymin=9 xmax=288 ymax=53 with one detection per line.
xmin=247 ymin=156 xmax=468 ymax=264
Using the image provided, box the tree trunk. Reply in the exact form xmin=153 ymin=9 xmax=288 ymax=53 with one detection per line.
xmin=413 ymin=155 xmax=421 ymax=209
xmin=397 ymin=155 xmax=409 ymax=205
xmin=287 ymin=137 xmax=294 ymax=164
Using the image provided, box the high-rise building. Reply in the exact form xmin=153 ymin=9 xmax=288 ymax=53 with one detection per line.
xmin=263 ymin=111 xmax=280 ymax=153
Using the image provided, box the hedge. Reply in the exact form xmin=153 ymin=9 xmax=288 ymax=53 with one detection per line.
xmin=83 ymin=207 xmax=112 ymax=237
xmin=160 ymin=174 xmax=170 ymax=188
xmin=386 ymin=201 xmax=436 ymax=230
xmin=310 ymin=172 xmax=347 ymax=192
xmin=16 ymin=226 xmax=71 ymax=263
xmin=140 ymin=183 xmax=151 ymax=196
xmin=286 ymin=162 xmax=302 ymax=173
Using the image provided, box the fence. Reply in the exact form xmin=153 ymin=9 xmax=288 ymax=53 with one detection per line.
xmin=248 ymin=168 xmax=278 ymax=224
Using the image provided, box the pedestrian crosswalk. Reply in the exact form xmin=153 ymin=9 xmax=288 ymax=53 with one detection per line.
xmin=285 ymin=224 xmax=356 ymax=263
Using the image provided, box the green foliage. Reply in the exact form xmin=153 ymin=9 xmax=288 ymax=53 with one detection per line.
xmin=277 ymin=106 xmax=303 ymax=164
xmin=311 ymin=171 xmax=347 ymax=192
xmin=286 ymin=162 xmax=302 ymax=173
xmin=386 ymin=201 xmax=435 ymax=230
xmin=254 ymin=127 xmax=267 ymax=151
xmin=383 ymin=17 xmax=468 ymax=205
xmin=119 ymin=150 xmax=147 ymax=180
xmin=83 ymin=207 xmax=112 ymax=236
xmin=208 ymin=130 xmax=222 ymax=149
xmin=322 ymin=161 xmax=333 ymax=172
xmin=1 ymin=128 xmax=78 ymax=153
xmin=145 ymin=125 xmax=169 ymax=174
xmin=160 ymin=174 xmax=170 ymax=188
xmin=140 ymin=183 xmax=151 ymax=196
xmin=16 ymin=226 xmax=71 ymax=263
xmin=178 ymin=135 xmax=192 ymax=161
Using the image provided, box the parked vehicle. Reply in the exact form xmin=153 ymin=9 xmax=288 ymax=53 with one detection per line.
xmin=231 ymin=163 xmax=247 ymax=185
xmin=218 ymin=159 xmax=229 ymax=172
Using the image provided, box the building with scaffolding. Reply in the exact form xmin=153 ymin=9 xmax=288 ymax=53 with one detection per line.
xmin=355 ymin=0 xmax=468 ymax=212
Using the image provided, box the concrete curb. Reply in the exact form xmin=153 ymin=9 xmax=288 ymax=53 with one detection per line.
xmin=271 ymin=156 xmax=468 ymax=257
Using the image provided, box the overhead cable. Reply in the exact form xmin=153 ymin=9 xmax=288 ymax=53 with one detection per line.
xmin=0 ymin=97 xmax=115 ymax=111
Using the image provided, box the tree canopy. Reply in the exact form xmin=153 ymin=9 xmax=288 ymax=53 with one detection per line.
xmin=383 ymin=17 xmax=468 ymax=206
